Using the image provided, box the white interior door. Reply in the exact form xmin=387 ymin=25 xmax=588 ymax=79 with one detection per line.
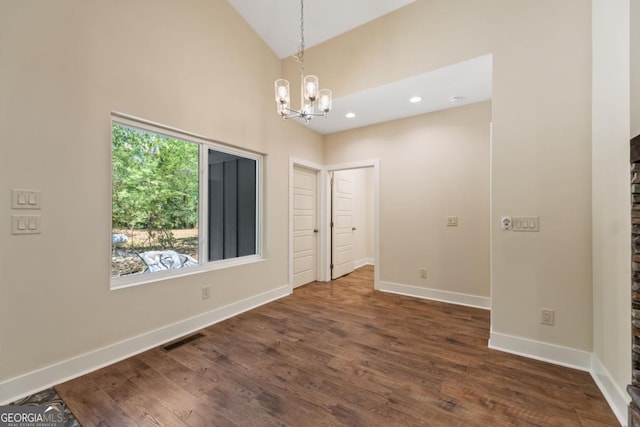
xmin=331 ymin=171 xmax=354 ymax=279
xmin=292 ymin=166 xmax=317 ymax=288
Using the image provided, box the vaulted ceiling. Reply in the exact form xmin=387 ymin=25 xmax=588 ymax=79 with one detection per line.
xmin=228 ymin=0 xmax=492 ymax=134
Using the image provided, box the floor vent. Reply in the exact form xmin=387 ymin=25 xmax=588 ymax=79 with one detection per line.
xmin=161 ymin=332 xmax=204 ymax=352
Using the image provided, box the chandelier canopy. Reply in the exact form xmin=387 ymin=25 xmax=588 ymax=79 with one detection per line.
xmin=274 ymin=0 xmax=332 ymax=123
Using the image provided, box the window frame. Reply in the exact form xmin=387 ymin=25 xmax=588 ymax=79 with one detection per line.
xmin=110 ymin=113 xmax=264 ymax=290
xmin=205 ymin=146 xmax=261 ymax=263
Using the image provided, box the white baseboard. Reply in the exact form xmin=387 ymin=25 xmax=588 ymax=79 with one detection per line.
xmin=489 ymin=331 xmax=592 ymax=371
xmin=354 ymin=258 xmax=375 ymax=269
xmin=591 ymin=355 xmax=629 ymax=426
xmin=490 ymin=333 xmax=628 ymax=426
xmin=378 ymin=280 xmax=490 ymax=310
xmin=0 ymin=285 xmax=290 ymax=405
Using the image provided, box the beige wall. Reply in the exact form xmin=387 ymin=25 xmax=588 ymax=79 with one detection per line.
xmin=305 ymin=0 xmax=593 ymax=350
xmin=592 ymin=0 xmax=632 ymax=405
xmin=326 ymin=102 xmax=491 ymax=297
xmin=0 ymin=0 xmax=323 ymax=385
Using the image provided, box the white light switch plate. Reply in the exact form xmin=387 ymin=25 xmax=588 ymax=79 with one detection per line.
xmin=12 ymin=189 xmax=41 ymax=209
xmin=11 ymin=215 xmax=41 ymax=234
xmin=512 ymin=216 xmax=539 ymax=232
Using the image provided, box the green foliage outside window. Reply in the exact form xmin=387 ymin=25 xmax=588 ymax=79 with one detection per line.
xmin=111 ymin=123 xmax=199 ymax=249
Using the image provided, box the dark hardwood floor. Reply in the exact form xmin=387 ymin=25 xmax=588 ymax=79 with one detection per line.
xmin=55 ymin=266 xmax=619 ymax=426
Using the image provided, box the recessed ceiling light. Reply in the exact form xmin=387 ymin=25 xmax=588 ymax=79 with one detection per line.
xmin=345 ymin=112 xmax=356 ymax=119
xmin=409 ymin=96 xmax=422 ymax=103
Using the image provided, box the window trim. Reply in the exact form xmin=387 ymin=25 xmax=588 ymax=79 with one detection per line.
xmin=110 ymin=112 xmax=264 ymax=290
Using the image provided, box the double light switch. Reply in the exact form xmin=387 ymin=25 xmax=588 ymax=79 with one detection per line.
xmin=12 ymin=215 xmax=40 ymax=234
xmin=12 ymin=190 xmax=41 ymax=209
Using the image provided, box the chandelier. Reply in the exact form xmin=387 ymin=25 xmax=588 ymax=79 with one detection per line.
xmin=274 ymin=0 xmax=332 ymax=123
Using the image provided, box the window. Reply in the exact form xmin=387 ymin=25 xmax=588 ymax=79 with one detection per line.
xmin=111 ymin=118 xmax=261 ymax=287
xmin=208 ymin=149 xmax=257 ymax=261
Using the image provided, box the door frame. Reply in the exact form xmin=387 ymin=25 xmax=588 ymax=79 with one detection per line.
xmin=289 ymin=157 xmax=380 ymax=290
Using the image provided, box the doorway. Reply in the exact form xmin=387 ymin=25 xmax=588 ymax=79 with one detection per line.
xmin=330 ymin=168 xmax=374 ymax=279
xmin=327 ymin=161 xmax=379 ymax=286
xmin=288 ymin=159 xmax=380 ymax=289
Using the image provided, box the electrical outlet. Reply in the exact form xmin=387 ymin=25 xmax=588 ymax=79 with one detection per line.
xmin=202 ymin=286 xmax=211 ymax=300
xmin=419 ymin=268 xmax=427 ymax=279
xmin=501 ymin=216 xmax=512 ymax=230
xmin=446 ymin=216 xmax=458 ymax=227
xmin=540 ymin=308 xmax=554 ymax=326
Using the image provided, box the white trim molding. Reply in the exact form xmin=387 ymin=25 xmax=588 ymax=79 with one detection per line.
xmin=0 ymin=285 xmax=290 ymax=405
xmin=378 ymin=280 xmax=490 ymax=310
xmin=591 ymin=355 xmax=629 ymax=427
xmin=488 ymin=331 xmax=592 ymax=371
xmin=354 ymin=258 xmax=375 ymax=269
xmin=489 ymin=333 xmax=629 ymax=426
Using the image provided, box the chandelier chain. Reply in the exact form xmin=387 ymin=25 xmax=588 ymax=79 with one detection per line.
xmin=294 ymin=0 xmax=305 ymax=74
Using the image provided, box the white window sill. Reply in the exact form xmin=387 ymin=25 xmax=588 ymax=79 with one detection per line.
xmin=110 ymin=255 xmax=265 ymax=290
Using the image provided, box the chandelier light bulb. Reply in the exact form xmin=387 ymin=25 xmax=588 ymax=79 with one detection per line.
xmin=303 ymin=75 xmax=319 ymax=101
xmin=319 ymin=89 xmax=332 ymax=113
xmin=306 ymin=83 xmax=316 ymax=99
xmin=275 ymin=79 xmax=290 ymax=104
xmin=278 ymin=86 xmax=288 ymax=101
